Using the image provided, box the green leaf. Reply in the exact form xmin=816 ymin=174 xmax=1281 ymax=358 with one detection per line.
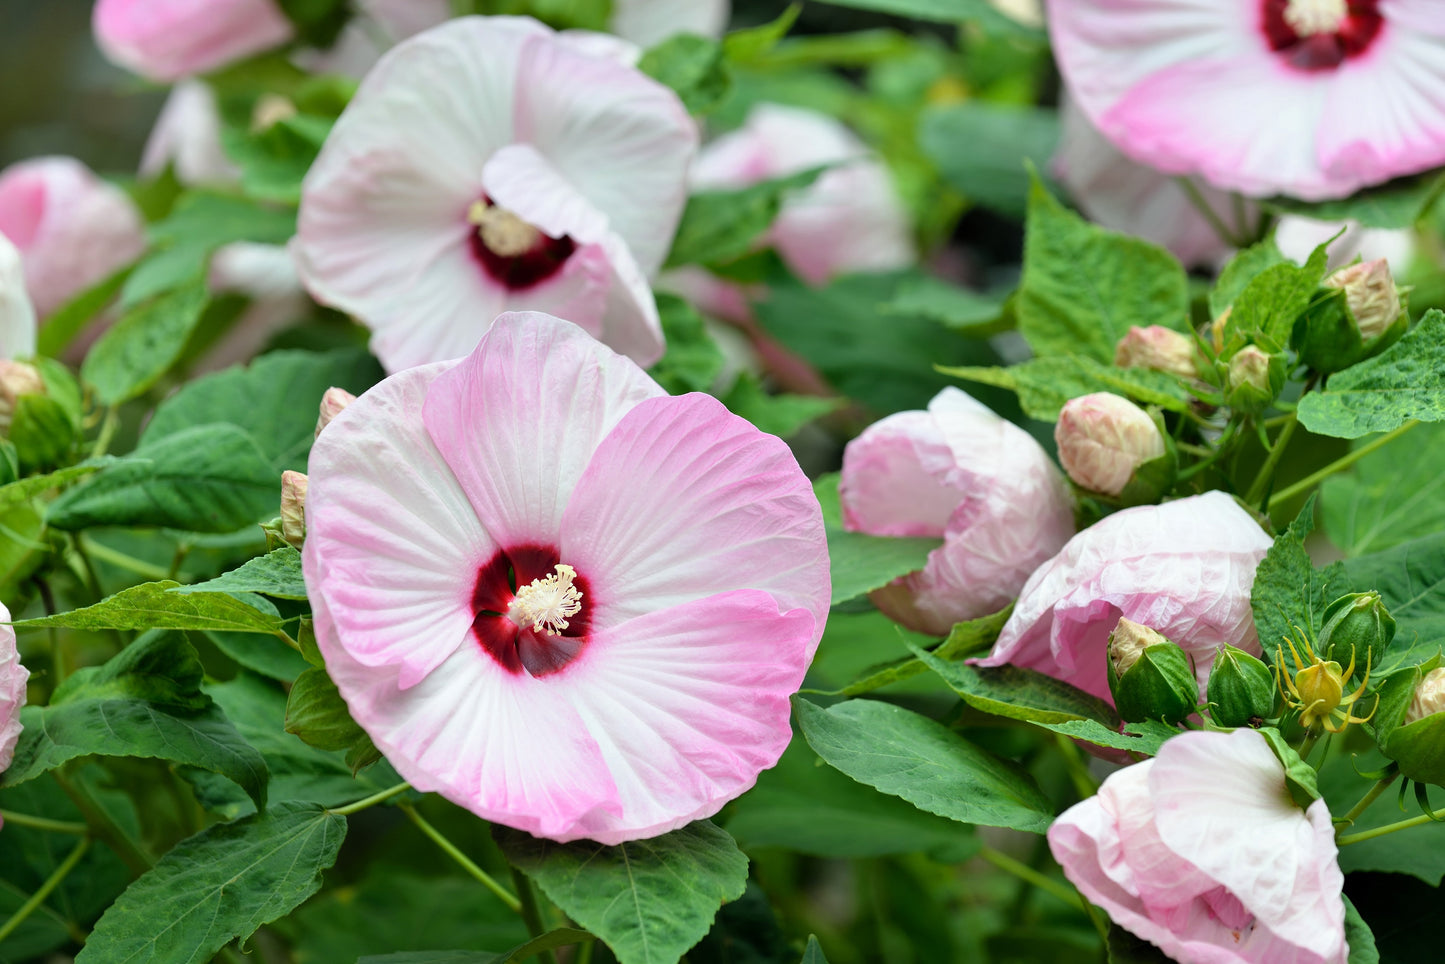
xmin=920 ymin=103 xmax=1059 ymax=218
xmin=220 ymin=112 xmax=335 ymax=204
xmin=648 ymin=293 xmax=725 ymax=395
xmin=1250 ymin=496 xmax=1350 ymax=665
xmin=814 ymin=473 xmax=940 ymax=606
xmin=0 ymin=498 xmax=48 ymax=599
xmin=10 ymin=579 xmax=287 ymax=634
xmin=285 ymin=666 xmax=382 ymax=772
xmin=722 ymin=374 xmax=840 ymax=438
xmin=1210 ymin=238 xmax=1287 ymax=319
xmin=81 ymin=279 xmax=211 ymax=405
xmin=1342 ymin=532 xmax=1445 ymax=651
xmin=1224 ymin=244 xmax=1328 ymax=350
xmin=722 ymin=5 xmax=801 ymax=64
xmin=75 ymin=802 xmax=345 ymax=964
xmin=802 ymin=936 xmax=829 ymax=964
xmin=794 ymin=698 xmax=1054 ymax=833
xmin=357 ymin=929 xmax=595 ymax=964
xmin=1344 ymin=895 xmax=1379 ymax=964
xmin=913 ymin=647 xmax=1122 ymax=727
xmin=666 ymin=167 xmax=825 ymax=269
xmin=35 ymin=263 xmax=134 ymax=358
xmin=0 ymin=631 xmax=269 ymax=808
xmin=1298 ymin=309 xmax=1445 ymax=438
xmin=942 ymin=355 xmax=1192 ymax=421
xmin=47 ymin=424 xmax=278 ymax=533
xmin=838 ymin=605 xmax=1011 ymax=696
xmin=141 ymin=347 xmax=383 ymax=470
xmin=0 ymin=457 xmax=129 ymax=510
xmin=174 ymin=546 xmax=307 ymax=600
xmin=881 ymin=275 xmax=1010 ymax=336
xmin=1318 ymin=749 xmax=1445 ymax=884
xmin=638 ymin=34 xmax=731 ymax=115
xmin=1321 ymin=421 xmax=1445 ymax=556
xmin=808 ymin=0 xmax=1042 ymax=36
xmin=1017 ymin=176 xmax=1190 ymax=363
xmin=1265 ymin=170 xmax=1445 ymax=229
xmin=725 ymin=738 xmax=977 ymax=861
xmin=1030 ymin=719 xmax=1178 ymax=757
xmin=497 ymin=821 xmax=749 ymax=964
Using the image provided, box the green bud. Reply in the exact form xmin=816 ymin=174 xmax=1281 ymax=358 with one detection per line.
xmin=1293 ymin=259 xmax=1408 ymax=374
xmin=1107 ymin=618 xmax=1198 ymax=724
xmin=1224 ymin=345 xmax=1286 ymax=413
xmin=1376 ymin=659 xmax=1445 ymax=788
xmin=1206 ymin=645 xmax=1276 ymax=727
xmin=1318 ymin=591 xmax=1395 ymax=680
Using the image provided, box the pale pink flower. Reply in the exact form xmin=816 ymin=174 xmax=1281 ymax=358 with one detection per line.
xmin=303 ymin=311 xmax=830 ymax=843
xmin=140 ymin=80 xmax=241 ymax=187
xmin=1050 ymin=0 xmax=1445 ymax=199
xmin=93 ymin=0 xmax=295 ymax=81
xmin=294 ymin=16 xmax=696 ymax=373
xmin=689 ymin=103 xmax=914 ymax=286
xmin=0 ymin=235 xmax=36 ymax=360
xmin=0 ymin=602 xmax=27 ymax=777
xmin=976 ymin=491 xmax=1272 ymax=703
xmin=1050 ymin=728 xmax=1347 ymax=964
xmin=610 ymin=0 xmax=729 ymax=48
xmin=0 ymin=157 xmax=146 ymax=318
xmin=1053 ymin=98 xmax=1248 ymax=269
xmin=1055 ymin=393 xmax=1165 ymax=498
xmin=839 ymin=387 xmax=1075 ymax=637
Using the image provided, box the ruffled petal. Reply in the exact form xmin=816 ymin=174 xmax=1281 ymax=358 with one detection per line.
xmin=481 ymin=142 xmax=611 ymax=244
xmin=303 ymin=360 xmax=497 ymax=688
xmin=838 ymin=409 xmax=963 ymax=539
xmin=512 ymin=29 xmax=697 ymax=275
xmin=0 ymin=607 xmax=27 ymax=773
xmin=420 ymin=312 xmax=663 ymax=548
xmin=593 ymin=233 xmax=666 ymax=367
xmin=503 ymin=243 xmax=612 ymax=341
xmin=562 ymin=392 xmax=830 ymax=636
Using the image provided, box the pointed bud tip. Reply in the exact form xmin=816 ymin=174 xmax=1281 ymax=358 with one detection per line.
xmin=1055 ymin=393 xmax=1167 ymax=498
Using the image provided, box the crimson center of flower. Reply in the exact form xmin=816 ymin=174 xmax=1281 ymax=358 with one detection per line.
xmin=1261 ymin=0 xmax=1383 ymax=71
xmin=472 ymin=544 xmax=591 ymax=678
xmin=467 ymin=197 xmax=576 ymax=291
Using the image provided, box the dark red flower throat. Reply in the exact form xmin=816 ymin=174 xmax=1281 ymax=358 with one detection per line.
xmin=467 ymin=196 xmax=576 ymax=291
xmin=1261 ymin=0 xmax=1383 ymax=71
xmin=472 ymin=544 xmax=591 ymax=678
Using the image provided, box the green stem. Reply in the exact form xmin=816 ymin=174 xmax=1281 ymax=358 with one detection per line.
xmin=398 ymin=804 xmax=522 ymax=914
xmin=1337 ymin=805 xmax=1445 ymax=846
xmin=0 ymin=810 xmax=89 ymax=835
xmin=0 ymin=836 xmax=91 ymax=945
xmin=1297 ymin=729 xmax=1323 ymax=767
xmin=511 ymin=866 xmax=560 ymax=964
xmin=979 ymin=846 xmax=1108 ymax=942
xmin=1053 ymin=733 xmax=1099 ymax=800
xmin=1272 ymin=421 xmax=1420 ymax=505
xmin=1335 ymin=770 xmax=1400 ymax=832
xmin=1175 ymin=177 xmax=1246 ymax=248
xmin=52 ymin=770 xmax=151 ymax=875
xmin=1177 ymin=418 xmax=1241 ymax=483
xmin=91 ymin=406 xmax=119 ymax=458
xmin=78 ymin=536 xmax=173 ymax=583
xmin=329 ymin=781 xmax=411 ymax=816
xmin=1245 ymin=412 xmax=1298 ymax=506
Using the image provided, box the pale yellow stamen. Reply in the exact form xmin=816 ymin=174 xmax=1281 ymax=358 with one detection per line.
xmin=1283 ymin=0 xmax=1347 ymax=36
xmin=467 ymin=200 xmax=541 ymax=257
xmin=508 ymin=564 xmax=583 ymax=636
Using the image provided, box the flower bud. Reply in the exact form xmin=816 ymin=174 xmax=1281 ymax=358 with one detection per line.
xmin=1206 ymin=645 xmax=1275 ymax=727
xmin=1325 ymin=259 xmax=1404 ymax=342
xmin=1293 ymin=658 xmax=1346 ymax=730
xmin=1318 ymin=591 xmax=1395 ymax=680
xmin=1404 ymin=667 xmax=1445 ymax=726
xmin=1055 ymin=393 xmax=1172 ymax=501
xmin=315 ymin=387 xmax=357 ymax=439
xmin=1294 ymin=259 xmax=1408 ymax=373
xmin=0 ymin=360 xmax=45 ymax=433
xmin=1224 ymin=345 xmax=1285 ymax=413
xmin=1114 ymin=325 xmax=1198 ymax=380
xmin=280 ymin=470 xmax=308 ymax=549
xmin=1209 ymin=307 xmax=1231 ymax=355
xmin=1107 ymin=618 xmax=1198 ymax=724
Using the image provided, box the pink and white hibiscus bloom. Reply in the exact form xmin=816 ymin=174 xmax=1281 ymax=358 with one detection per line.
xmin=0 ymin=235 xmax=36 ymax=360
xmin=0 ymin=157 xmax=145 ymax=319
xmin=303 ymin=311 xmax=830 ymax=843
xmin=839 ymin=387 xmax=1075 ymax=637
xmin=1050 ymin=0 xmax=1445 ymax=199
xmin=294 ymin=16 xmax=696 ymax=372
xmin=1050 ymin=729 xmax=1347 ymax=964
xmin=976 ymin=491 xmax=1273 ymax=703
xmin=0 ymin=602 xmax=28 ymax=780
xmin=93 ymin=0 xmax=295 ymax=82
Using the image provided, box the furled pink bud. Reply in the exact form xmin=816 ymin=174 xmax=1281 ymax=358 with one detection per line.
xmin=0 ymin=360 xmax=45 ymax=434
xmin=0 ymin=602 xmax=27 ymax=775
xmin=1114 ymin=325 xmax=1198 ymax=380
xmin=1405 ymin=667 xmax=1445 ymax=725
xmin=0 ymin=157 xmax=145 ymax=317
xmin=315 ymin=388 xmax=357 ymax=439
xmin=1054 ymin=393 xmax=1167 ymax=498
xmin=1323 ymin=257 xmax=1403 ymax=342
xmin=1225 ymin=345 xmax=1285 ymax=412
xmin=92 ymin=0 xmax=295 ymax=82
xmin=280 ymin=470 xmax=308 ymax=549
xmin=839 ymin=387 xmax=1075 ymax=636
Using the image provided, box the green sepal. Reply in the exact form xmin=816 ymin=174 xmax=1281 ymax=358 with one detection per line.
xmin=1206 ymin=645 xmax=1277 ymax=728
xmin=1108 ymin=642 xmax=1197 ymax=725
xmin=1258 ymin=727 xmax=1321 ymax=808
xmin=1318 ymin=591 xmax=1396 ymax=681
xmin=1293 ymin=285 xmax=1408 ymax=375
xmin=1376 ymin=654 xmax=1445 ymax=787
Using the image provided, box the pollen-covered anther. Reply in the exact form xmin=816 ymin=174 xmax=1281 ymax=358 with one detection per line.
xmin=468 ymin=200 xmax=542 ymax=258
xmin=508 ymin=563 xmax=584 ymax=636
xmin=1283 ymin=0 xmax=1347 ymax=36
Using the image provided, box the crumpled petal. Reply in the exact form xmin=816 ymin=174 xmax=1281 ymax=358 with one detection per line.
xmin=0 ymin=603 xmax=27 ymax=773
xmin=976 ymin=491 xmax=1272 ymax=702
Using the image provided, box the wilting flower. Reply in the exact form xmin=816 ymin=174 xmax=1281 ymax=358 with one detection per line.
xmin=304 ymin=311 xmax=830 ymax=843
xmin=976 ymin=491 xmax=1272 ymax=704
xmin=0 ymin=602 xmax=27 ymax=776
xmin=93 ymin=0 xmax=295 ymax=81
xmin=294 ymin=16 xmax=696 ymax=372
xmin=1050 ymin=729 xmax=1347 ymax=964
xmin=1050 ymin=0 xmax=1445 ymax=199
xmin=0 ymin=235 xmax=35 ymax=360
xmin=838 ymin=387 xmax=1074 ymax=636
xmin=0 ymin=157 xmax=145 ymax=318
